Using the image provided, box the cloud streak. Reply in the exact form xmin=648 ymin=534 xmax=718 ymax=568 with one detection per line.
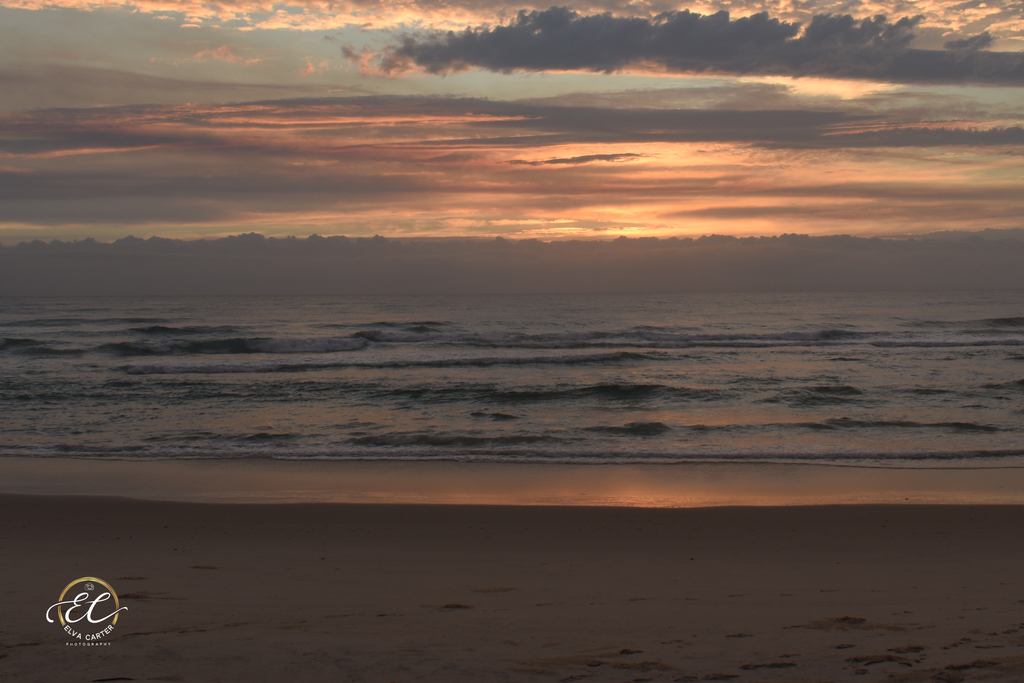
xmin=0 ymin=63 xmax=327 ymax=112
xmin=3 ymin=96 xmax=1021 ymax=156
xmin=367 ymin=8 xmax=1024 ymax=84
xmin=0 ymin=96 xmax=1021 ymax=236
xmin=509 ymin=152 xmax=644 ymax=165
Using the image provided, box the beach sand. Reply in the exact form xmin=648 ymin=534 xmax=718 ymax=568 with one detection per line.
xmin=4 ymin=494 xmax=1024 ymax=682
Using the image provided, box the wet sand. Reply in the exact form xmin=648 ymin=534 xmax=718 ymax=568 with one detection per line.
xmin=4 ymin=456 xmax=1024 ymax=506
xmin=4 ymin=495 xmax=1024 ymax=682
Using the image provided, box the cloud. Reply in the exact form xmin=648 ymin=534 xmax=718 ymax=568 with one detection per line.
xmin=193 ymin=46 xmax=261 ymax=66
xmin=364 ymin=7 xmax=1024 ymax=84
xmin=4 ymin=231 xmax=1024 ymax=295
xmin=4 ymin=96 xmax=1019 ymax=157
xmin=944 ymin=32 xmax=995 ymax=51
xmin=509 ymin=153 xmax=644 ymax=165
xmin=3 ymin=0 xmax=1020 ymax=48
xmin=0 ymin=64 xmax=325 ymax=111
xmin=1 ymin=96 xmax=1021 ymax=234
xmin=299 ymin=59 xmax=331 ymax=75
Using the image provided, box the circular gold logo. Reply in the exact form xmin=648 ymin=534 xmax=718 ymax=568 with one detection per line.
xmin=46 ymin=576 xmax=128 ymax=644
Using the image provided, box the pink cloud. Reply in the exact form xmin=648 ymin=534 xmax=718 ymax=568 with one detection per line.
xmin=193 ymin=46 xmax=261 ymax=66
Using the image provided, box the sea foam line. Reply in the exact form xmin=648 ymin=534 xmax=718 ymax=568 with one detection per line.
xmin=123 ymin=350 xmax=653 ymax=374
xmin=3 ymin=445 xmax=1024 ymax=468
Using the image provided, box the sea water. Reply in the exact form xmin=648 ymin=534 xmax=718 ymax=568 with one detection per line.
xmin=1 ymin=291 xmax=1022 ymax=467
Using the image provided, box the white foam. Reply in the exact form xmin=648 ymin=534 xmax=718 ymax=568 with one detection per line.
xmin=123 ymin=350 xmax=648 ymax=374
xmin=249 ymin=337 xmax=367 ymax=354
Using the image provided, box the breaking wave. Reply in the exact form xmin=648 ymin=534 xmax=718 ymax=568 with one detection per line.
xmin=102 ymin=337 xmax=367 ymax=356
xmin=123 ymin=351 xmax=656 ymax=374
xmin=4 ymin=443 xmax=1024 ymax=467
xmin=345 ymin=327 xmax=1024 ymax=349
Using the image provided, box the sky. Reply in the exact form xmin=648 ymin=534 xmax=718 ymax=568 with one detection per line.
xmin=1 ymin=0 xmax=1023 ymax=244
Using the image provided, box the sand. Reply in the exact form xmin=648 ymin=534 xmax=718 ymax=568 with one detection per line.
xmin=4 ymin=457 xmax=1024 ymax=506
xmin=4 ymin=495 xmax=1024 ymax=682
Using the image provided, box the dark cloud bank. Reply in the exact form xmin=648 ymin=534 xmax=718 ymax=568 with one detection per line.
xmin=3 ymin=231 xmax=1024 ymax=295
xmin=370 ymin=7 xmax=1024 ymax=84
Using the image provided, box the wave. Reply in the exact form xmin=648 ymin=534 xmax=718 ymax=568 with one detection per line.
xmin=18 ymin=326 xmax=1024 ymax=359
xmin=373 ymin=383 xmax=722 ymax=405
xmin=585 ymin=421 xmax=672 ymax=436
xmin=982 ymin=317 xmax=1024 ymax=328
xmin=123 ymin=351 xmax=655 ymax=374
xmin=131 ymin=325 xmax=241 ymax=335
xmin=801 ymin=417 xmax=1003 ymax=432
xmin=251 ymin=338 xmax=367 ymax=354
xmin=0 ymin=338 xmax=85 ymax=356
xmin=905 ymin=316 xmax=1024 ymax=329
xmin=760 ymin=385 xmax=866 ymax=406
xmin=11 ymin=347 xmax=86 ymax=357
xmin=321 ymin=320 xmax=453 ymax=329
xmin=348 ymin=327 xmax=1024 ymax=349
xmin=0 ymin=337 xmax=41 ymax=349
xmin=348 ymin=434 xmax=564 ymax=447
xmin=234 ymin=432 xmax=296 ymax=441
xmin=482 ymin=384 xmax=723 ymax=403
xmin=981 ymin=379 xmax=1024 ymax=390
xmin=5 ymin=443 xmax=1024 ymax=467
xmin=350 ymin=328 xmax=861 ymax=346
xmin=5 ymin=317 xmax=168 ymax=327
xmin=102 ymin=337 xmax=367 ymax=356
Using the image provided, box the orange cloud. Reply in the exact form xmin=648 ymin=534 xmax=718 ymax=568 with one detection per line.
xmin=0 ymin=96 xmax=1021 ymax=237
xmin=299 ymin=59 xmax=330 ymax=75
xmin=193 ymin=46 xmax=261 ymax=66
xmin=1 ymin=0 xmax=1019 ymax=43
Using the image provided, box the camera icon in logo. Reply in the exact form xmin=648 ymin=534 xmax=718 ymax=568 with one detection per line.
xmin=84 ymin=583 xmax=95 ymax=591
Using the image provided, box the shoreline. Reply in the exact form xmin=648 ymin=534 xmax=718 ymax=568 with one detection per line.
xmin=4 ymin=455 xmax=1024 ymax=506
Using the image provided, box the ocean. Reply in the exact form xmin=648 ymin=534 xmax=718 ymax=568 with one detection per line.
xmin=1 ymin=291 xmax=1022 ymax=467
